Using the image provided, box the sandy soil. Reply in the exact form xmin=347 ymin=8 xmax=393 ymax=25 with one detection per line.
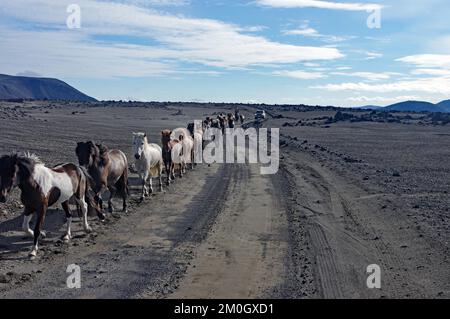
xmin=0 ymin=101 xmax=448 ymax=298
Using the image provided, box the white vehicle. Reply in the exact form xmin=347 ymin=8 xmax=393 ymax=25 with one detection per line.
xmin=255 ymin=110 xmax=266 ymax=120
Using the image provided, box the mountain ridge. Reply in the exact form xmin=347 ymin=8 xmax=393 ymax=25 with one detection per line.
xmin=0 ymin=74 xmax=96 ymax=102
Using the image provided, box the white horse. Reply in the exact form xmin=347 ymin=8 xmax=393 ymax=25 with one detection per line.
xmin=171 ymin=128 xmax=194 ymax=170
xmin=171 ymin=141 xmax=185 ymax=178
xmin=132 ymin=133 xmax=164 ymax=200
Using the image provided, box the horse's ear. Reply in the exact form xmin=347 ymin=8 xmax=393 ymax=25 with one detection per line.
xmin=144 ymin=133 xmax=147 ymax=138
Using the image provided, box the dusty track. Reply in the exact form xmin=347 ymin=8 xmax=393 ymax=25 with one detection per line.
xmin=1 ymin=103 xmax=449 ymax=298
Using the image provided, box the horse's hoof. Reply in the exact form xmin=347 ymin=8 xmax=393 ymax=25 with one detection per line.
xmin=122 ymin=209 xmax=128 ymax=214
xmin=97 ymin=212 xmax=106 ymax=221
xmin=84 ymin=226 xmax=93 ymax=234
xmin=62 ymin=234 xmax=71 ymax=242
xmin=29 ymin=250 xmax=37 ymax=259
xmin=40 ymin=231 xmax=47 ymax=239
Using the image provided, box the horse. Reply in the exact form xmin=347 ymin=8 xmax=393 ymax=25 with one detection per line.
xmin=211 ymin=119 xmax=221 ymax=129
xmin=171 ymin=128 xmax=194 ymax=170
xmin=0 ymin=153 xmax=102 ymax=258
xmin=203 ymin=117 xmax=212 ymax=130
xmin=171 ymin=138 xmax=185 ymax=178
xmin=234 ymin=109 xmax=240 ymax=121
xmin=239 ymin=114 xmax=245 ymax=125
xmin=218 ymin=115 xmax=227 ymax=134
xmin=161 ymin=130 xmax=181 ymax=184
xmin=76 ymin=141 xmax=129 ymax=214
xmin=187 ymin=122 xmax=204 ymax=159
xmin=227 ymin=113 xmax=235 ymax=129
xmin=132 ymin=133 xmax=164 ymax=200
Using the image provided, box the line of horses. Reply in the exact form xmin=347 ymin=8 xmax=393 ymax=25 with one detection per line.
xmin=0 ymin=111 xmax=245 ymax=258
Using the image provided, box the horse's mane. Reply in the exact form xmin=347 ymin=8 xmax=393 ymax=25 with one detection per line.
xmin=0 ymin=152 xmax=44 ymax=181
xmin=22 ymin=152 xmax=44 ymax=165
xmin=95 ymin=143 xmax=109 ymax=165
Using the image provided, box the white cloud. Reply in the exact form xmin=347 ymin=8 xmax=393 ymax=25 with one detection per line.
xmin=313 ymin=77 xmax=450 ymax=94
xmin=256 ymin=0 xmax=382 ymax=11
xmin=336 ymin=66 xmax=352 ymax=70
xmin=411 ymin=68 xmax=450 ymax=76
xmin=0 ymin=0 xmax=343 ymax=77
xmin=365 ymin=51 xmax=383 ymax=60
xmin=283 ymin=26 xmax=351 ymax=43
xmin=105 ymin=0 xmax=191 ymax=6
xmin=397 ymin=54 xmax=450 ymax=69
xmin=284 ymin=27 xmax=319 ymax=36
xmin=347 ymin=95 xmax=420 ymax=103
xmin=274 ymin=70 xmax=326 ymax=79
xmin=331 ymin=71 xmax=393 ymax=81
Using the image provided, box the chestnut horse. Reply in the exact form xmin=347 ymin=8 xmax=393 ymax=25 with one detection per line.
xmin=0 ymin=153 xmax=102 ymax=258
xmin=161 ymin=130 xmax=181 ymax=184
xmin=76 ymin=141 xmax=129 ymax=213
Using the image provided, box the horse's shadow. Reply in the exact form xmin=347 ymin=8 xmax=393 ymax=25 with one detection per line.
xmin=0 ymin=208 xmax=67 ymax=257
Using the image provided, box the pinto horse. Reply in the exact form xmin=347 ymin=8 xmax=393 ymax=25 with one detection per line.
xmin=132 ymin=133 xmax=164 ymax=200
xmin=76 ymin=141 xmax=129 ymax=214
xmin=0 ymin=153 xmax=102 ymax=258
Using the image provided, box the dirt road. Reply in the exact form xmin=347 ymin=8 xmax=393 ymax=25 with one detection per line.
xmin=1 ymin=103 xmax=449 ymax=298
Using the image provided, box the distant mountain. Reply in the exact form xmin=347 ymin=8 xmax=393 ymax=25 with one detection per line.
xmin=355 ymin=105 xmax=383 ymax=110
xmin=385 ymin=100 xmax=448 ymax=113
xmin=436 ymin=100 xmax=450 ymax=112
xmin=0 ymin=74 xmax=96 ymax=102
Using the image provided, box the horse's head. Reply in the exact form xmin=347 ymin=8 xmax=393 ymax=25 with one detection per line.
xmin=76 ymin=141 xmax=99 ymax=167
xmin=161 ymin=130 xmax=172 ymax=145
xmin=0 ymin=155 xmax=19 ymax=203
xmin=132 ymin=132 xmax=147 ymax=160
xmin=187 ymin=123 xmax=195 ymax=136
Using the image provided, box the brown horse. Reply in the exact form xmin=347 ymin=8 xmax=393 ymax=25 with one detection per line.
xmin=76 ymin=141 xmax=129 ymax=213
xmin=161 ymin=130 xmax=180 ymax=185
xmin=0 ymin=153 xmax=102 ymax=258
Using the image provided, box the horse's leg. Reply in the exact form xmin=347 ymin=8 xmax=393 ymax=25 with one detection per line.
xmin=61 ymin=201 xmax=73 ymax=241
xmin=77 ymin=197 xmax=92 ymax=234
xmin=30 ymin=203 xmax=48 ymax=258
xmin=170 ymin=162 xmax=176 ymax=180
xmin=22 ymin=207 xmax=34 ymax=238
xmin=148 ymin=175 xmax=154 ymax=194
xmin=140 ymin=173 xmax=148 ymax=201
xmin=164 ymin=161 xmax=170 ymax=185
xmin=117 ymin=173 xmax=128 ymax=213
xmin=159 ymin=165 xmax=164 ymax=192
xmin=107 ymin=185 xmax=117 ymax=213
xmin=95 ymin=193 xmax=104 ymax=211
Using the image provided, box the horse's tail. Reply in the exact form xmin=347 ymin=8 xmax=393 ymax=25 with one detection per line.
xmin=78 ymin=166 xmax=106 ymax=221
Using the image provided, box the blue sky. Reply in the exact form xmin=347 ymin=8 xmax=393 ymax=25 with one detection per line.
xmin=1 ymin=0 xmax=450 ymax=106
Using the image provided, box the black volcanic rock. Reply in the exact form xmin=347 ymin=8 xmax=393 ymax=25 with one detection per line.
xmin=0 ymin=74 xmax=96 ymax=102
